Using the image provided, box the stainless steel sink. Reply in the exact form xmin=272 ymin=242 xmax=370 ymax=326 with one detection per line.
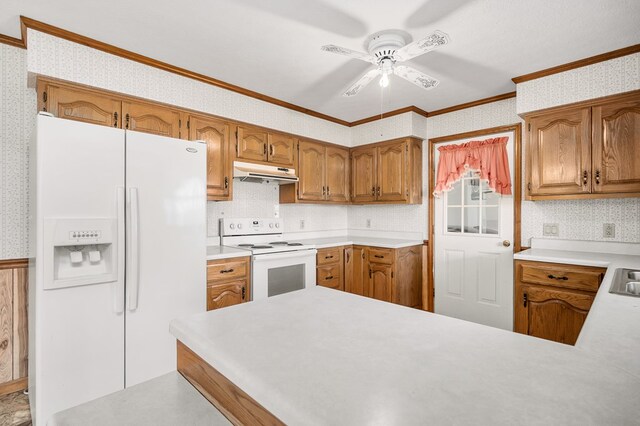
xmin=609 ymin=269 xmax=640 ymax=297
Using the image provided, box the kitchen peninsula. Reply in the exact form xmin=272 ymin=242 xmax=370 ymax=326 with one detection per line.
xmin=171 ymin=279 xmax=640 ymax=424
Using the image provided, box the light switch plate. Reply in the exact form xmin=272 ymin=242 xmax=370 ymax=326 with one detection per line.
xmin=603 ymin=223 xmax=615 ymax=238
xmin=543 ymin=223 xmax=559 ymax=237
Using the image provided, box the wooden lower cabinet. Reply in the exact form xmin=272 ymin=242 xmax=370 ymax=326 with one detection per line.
xmin=316 ymin=247 xmax=344 ymax=291
xmin=206 ymin=256 xmax=251 ymax=311
xmin=514 ymin=260 xmax=605 ymax=345
xmin=333 ymin=244 xmax=422 ymax=309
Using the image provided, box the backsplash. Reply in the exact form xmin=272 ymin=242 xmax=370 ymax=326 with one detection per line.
xmin=207 ymin=181 xmax=348 ymax=237
xmin=0 ymin=44 xmax=34 ymax=259
xmin=521 ymin=198 xmax=640 ymax=245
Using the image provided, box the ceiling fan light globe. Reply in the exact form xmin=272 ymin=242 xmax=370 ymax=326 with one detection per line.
xmin=379 ymin=73 xmax=390 ymax=88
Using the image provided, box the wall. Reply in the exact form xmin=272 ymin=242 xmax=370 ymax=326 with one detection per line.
xmin=0 ymin=45 xmax=35 ymax=260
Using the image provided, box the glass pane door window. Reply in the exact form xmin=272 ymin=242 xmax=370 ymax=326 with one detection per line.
xmin=445 ymin=171 xmax=500 ymax=236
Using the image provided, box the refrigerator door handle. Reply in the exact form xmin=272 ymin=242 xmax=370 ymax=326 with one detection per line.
xmin=114 ymin=187 xmax=126 ymax=313
xmin=127 ymin=187 xmax=140 ymax=311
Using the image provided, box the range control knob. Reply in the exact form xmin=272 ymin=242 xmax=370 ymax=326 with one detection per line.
xmin=230 ymin=223 xmax=235 ymax=229
xmin=275 ymin=222 xmax=280 ymax=228
xmin=238 ymin=223 xmax=243 ymax=229
xmin=269 ymin=223 xmax=274 ymax=228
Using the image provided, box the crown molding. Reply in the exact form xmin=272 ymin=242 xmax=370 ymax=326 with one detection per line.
xmin=427 ymin=91 xmax=516 ymax=117
xmin=512 ymin=43 xmax=640 ymax=84
xmin=348 ymin=106 xmax=429 ymax=127
xmin=0 ymin=33 xmax=25 ymax=49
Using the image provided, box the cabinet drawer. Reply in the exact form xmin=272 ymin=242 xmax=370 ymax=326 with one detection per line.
xmin=207 ymin=280 xmax=248 ymax=310
xmin=207 ymin=258 xmax=249 ymax=283
xmin=368 ymin=248 xmax=393 ymax=265
xmin=518 ymin=261 xmax=605 ymax=292
xmin=317 ymin=264 xmax=343 ymax=290
xmin=317 ymin=247 xmax=342 ymax=265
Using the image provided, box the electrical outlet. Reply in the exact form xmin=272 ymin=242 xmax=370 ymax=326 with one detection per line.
xmin=603 ymin=223 xmax=615 ymax=238
xmin=543 ymin=223 xmax=559 ymax=237
xmin=299 ymin=219 xmax=305 ymax=230
xmin=366 ymin=219 xmax=371 ymax=228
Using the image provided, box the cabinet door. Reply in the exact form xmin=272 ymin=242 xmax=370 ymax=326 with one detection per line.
xmin=267 ymin=133 xmax=295 ymax=166
xmin=46 ymin=84 xmax=121 ymax=128
xmin=207 ymin=280 xmax=248 ymax=310
xmin=351 ymin=147 xmax=377 ymax=203
xmin=325 ymin=146 xmax=350 ymax=203
xmin=122 ymin=101 xmax=181 ymax=138
xmin=592 ymin=97 xmax=640 ymax=194
xmin=528 ymin=108 xmax=591 ymax=197
xmin=348 ymin=246 xmax=368 ymax=296
xmin=393 ymin=246 xmax=422 ymax=308
xmin=344 ymin=246 xmax=354 ymax=294
xmin=237 ymin=126 xmax=268 ymax=162
xmin=377 ymin=142 xmax=408 ymax=202
xmin=189 ymin=116 xmax=231 ymax=200
xmin=369 ymin=263 xmax=392 ymax=302
xmin=298 ymin=140 xmax=326 ymax=201
xmin=514 ymin=284 xmax=594 ymax=345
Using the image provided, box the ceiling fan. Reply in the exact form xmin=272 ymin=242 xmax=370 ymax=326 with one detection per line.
xmin=321 ymin=30 xmax=450 ymax=97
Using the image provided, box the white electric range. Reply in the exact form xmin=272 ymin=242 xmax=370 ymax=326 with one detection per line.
xmin=220 ymin=218 xmax=317 ymax=300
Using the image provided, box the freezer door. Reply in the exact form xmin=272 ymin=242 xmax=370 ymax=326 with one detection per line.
xmin=124 ymin=130 xmax=206 ymax=387
xmin=31 ymin=115 xmax=126 ymax=424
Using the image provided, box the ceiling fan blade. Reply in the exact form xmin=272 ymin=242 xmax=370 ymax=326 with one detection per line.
xmin=394 ymin=65 xmax=439 ymax=90
xmin=343 ymin=68 xmax=382 ymax=97
xmin=321 ymin=45 xmax=376 ymax=63
xmin=393 ymin=30 xmax=450 ymax=62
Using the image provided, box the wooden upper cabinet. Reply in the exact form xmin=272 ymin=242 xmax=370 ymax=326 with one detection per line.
xmin=351 ymin=147 xmax=377 ymax=203
xmin=189 ymin=115 xmax=231 ymax=201
xmin=298 ymin=140 xmax=326 ymax=201
xmin=527 ymin=107 xmax=592 ymax=197
xmin=325 ymin=146 xmax=350 ymax=202
xmin=526 ymin=90 xmax=640 ymax=200
xmin=236 ymin=126 xmax=268 ymax=162
xmin=592 ymin=97 xmax=640 ymax=194
xmin=268 ymin=133 xmax=296 ymax=166
xmin=122 ymin=101 xmax=181 ymax=138
xmin=45 ymin=83 xmax=121 ymax=128
xmin=377 ymin=141 xmax=408 ymax=202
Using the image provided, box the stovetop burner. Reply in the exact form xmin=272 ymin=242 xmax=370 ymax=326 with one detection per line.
xmin=288 ymin=242 xmax=303 ymax=246
xmin=252 ymin=245 xmax=274 ymax=249
xmin=238 ymin=243 xmax=254 ymax=247
xmin=269 ymin=241 xmax=289 ymax=245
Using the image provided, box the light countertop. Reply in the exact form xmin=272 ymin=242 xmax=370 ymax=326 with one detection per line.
xmin=206 ymin=245 xmax=251 ymax=261
xmin=170 ymin=287 xmax=640 ymax=425
xmin=514 ymin=248 xmax=640 ymax=379
xmin=290 ymin=235 xmax=424 ymax=249
xmin=49 ymin=372 xmax=230 ymax=425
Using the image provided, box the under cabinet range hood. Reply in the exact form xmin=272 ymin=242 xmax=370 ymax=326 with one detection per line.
xmin=233 ymin=161 xmax=299 ymax=184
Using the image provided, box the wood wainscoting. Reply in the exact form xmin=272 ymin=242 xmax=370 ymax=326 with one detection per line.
xmin=0 ymin=259 xmax=28 ymax=396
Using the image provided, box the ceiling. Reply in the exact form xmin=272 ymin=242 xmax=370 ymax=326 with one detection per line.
xmin=2 ymin=0 xmax=639 ymax=122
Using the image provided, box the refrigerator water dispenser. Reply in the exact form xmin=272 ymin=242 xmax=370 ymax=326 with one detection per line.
xmin=43 ymin=218 xmax=118 ymax=290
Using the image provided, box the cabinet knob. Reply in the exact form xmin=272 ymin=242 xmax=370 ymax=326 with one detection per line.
xmin=595 ymin=170 xmax=601 ymax=185
xmin=582 ymin=170 xmax=588 ymax=186
xmin=502 ymin=240 xmax=511 ymax=247
xmin=220 ymin=268 xmax=234 ymax=274
xmin=242 ymin=286 xmax=246 ymax=300
xmin=523 ymin=293 xmax=528 ymax=308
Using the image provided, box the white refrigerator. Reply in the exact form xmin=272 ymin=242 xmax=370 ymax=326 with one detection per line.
xmin=29 ymin=113 xmax=206 ymax=425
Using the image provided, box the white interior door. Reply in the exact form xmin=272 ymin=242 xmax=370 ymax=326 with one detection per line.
xmin=434 ymin=131 xmax=515 ymax=330
xmin=124 ymin=130 xmax=206 ymax=387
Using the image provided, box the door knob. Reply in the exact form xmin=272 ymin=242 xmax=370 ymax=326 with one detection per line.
xmin=502 ymin=240 xmax=511 ymax=247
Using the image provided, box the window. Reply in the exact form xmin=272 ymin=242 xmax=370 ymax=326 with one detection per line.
xmin=446 ymin=171 xmax=499 ymax=235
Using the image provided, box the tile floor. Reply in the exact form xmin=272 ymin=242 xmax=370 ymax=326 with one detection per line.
xmin=0 ymin=391 xmax=31 ymax=426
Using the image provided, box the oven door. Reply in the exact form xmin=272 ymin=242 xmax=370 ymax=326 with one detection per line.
xmin=251 ymin=249 xmax=317 ymax=300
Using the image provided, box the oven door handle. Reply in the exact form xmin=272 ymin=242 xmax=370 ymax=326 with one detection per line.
xmin=252 ymin=249 xmax=318 ymax=262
